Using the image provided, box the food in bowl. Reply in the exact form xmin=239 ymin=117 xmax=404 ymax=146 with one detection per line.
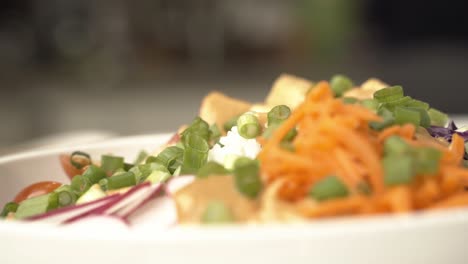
xmin=2 ymin=74 xmax=468 ymax=227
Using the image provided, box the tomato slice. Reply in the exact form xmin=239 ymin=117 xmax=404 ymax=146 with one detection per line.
xmin=59 ymin=154 xmax=87 ymax=180
xmin=13 ymin=181 xmax=62 ymax=203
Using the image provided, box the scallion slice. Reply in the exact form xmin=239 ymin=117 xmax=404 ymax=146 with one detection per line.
xmin=428 ymin=108 xmax=449 ymax=126
xmin=70 ymin=175 xmax=92 ymax=196
xmin=201 ymin=201 xmax=234 ymax=224
xmin=15 ymin=193 xmax=58 ymax=219
xmin=180 ymin=133 xmax=209 ymax=175
xmin=374 ymin=86 xmax=404 ymax=103
xmin=309 ymin=175 xmax=349 ymax=201
xmin=1 ymin=202 xmax=18 ymax=217
xmin=70 ymin=151 xmax=91 ymax=169
xmin=330 ymin=74 xmax=354 ymax=97
xmin=223 ymin=115 xmax=240 ymax=133
xmin=134 ymin=150 xmax=149 ymax=164
xmin=360 ymin=98 xmax=379 ymax=112
xmin=237 ymin=113 xmax=261 ymax=139
xmin=107 ymin=172 xmax=137 ymax=190
xmin=150 ymin=146 xmax=184 ymax=174
xmin=394 ymin=107 xmax=421 ymax=126
xmin=267 ymin=105 xmax=291 ymax=126
xmin=82 ymin=164 xmax=107 ymax=185
xmin=383 ymin=154 xmax=415 ymax=186
xmin=101 ymin=155 xmax=124 ymax=174
xmin=413 ymin=147 xmax=442 ymax=175
xmin=233 ymin=157 xmax=262 ymax=199
xmin=197 ymin=161 xmax=229 ymax=178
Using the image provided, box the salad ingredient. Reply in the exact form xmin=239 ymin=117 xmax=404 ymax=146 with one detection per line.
xmin=148 ymin=146 xmax=184 ymax=174
xmin=265 ymin=74 xmax=313 ymax=109
xmin=76 ymin=184 xmax=106 ymax=205
xmin=428 ymin=108 xmax=449 ymax=127
xmin=330 ymin=74 xmax=354 ymax=97
xmin=105 ymin=172 xmax=137 ymax=190
xmin=15 ymin=192 xmax=59 ymax=219
xmin=82 ymin=164 xmax=107 ymax=185
xmin=173 ymin=175 xmax=256 ymax=223
xmin=374 ymin=85 xmax=404 ymax=103
xmin=1 ymin=202 xmax=18 ymax=217
xmin=199 ymin=91 xmax=251 ymax=130
xmin=101 ymin=155 xmax=125 ymax=175
xmin=13 ymin=181 xmax=62 ymax=203
xmin=259 ymin=80 xmax=468 ymax=218
xmin=236 ymin=113 xmax=261 ymax=139
xmin=267 ymin=105 xmax=291 ymax=126
xmin=233 ymin=157 xmax=262 ymax=199
xmin=134 ymin=150 xmax=148 ymax=164
xmin=69 ymin=151 xmax=92 ymax=169
xmin=223 ymin=115 xmax=240 ymax=133
xmin=71 ymin=175 xmax=92 ymax=196
xmin=60 ymin=154 xmax=87 ymax=180
xmin=180 ymin=133 xmax=209 ymax=175
xmin=208 ymin=126 xmax=261 ymax=169
xmin=197 ymin=161 xmax=229 ymax=178
xmin=201 ymin=201 xmax=234 ymax=224
xmin=309 ymin=176 xmax=349 ymax=201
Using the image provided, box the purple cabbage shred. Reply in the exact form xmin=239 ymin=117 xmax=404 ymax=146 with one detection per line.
xmin=427 ymin=121 xmax=468 ymax=159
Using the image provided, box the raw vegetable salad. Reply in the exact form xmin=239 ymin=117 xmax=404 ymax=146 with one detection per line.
xmin=2 ymin=73 xmax=468 ymax=227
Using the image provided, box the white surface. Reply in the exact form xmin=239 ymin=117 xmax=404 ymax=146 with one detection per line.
xmin=1 ymin=133 xmax=468 ymax=264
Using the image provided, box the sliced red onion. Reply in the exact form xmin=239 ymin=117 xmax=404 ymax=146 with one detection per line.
xmin=165 ymin=175 xmax=195 ymax=195
xmin=115 ymin=183 xmax=163 ymax=218
xmin=64 ymin=182 xmax=152 ymax=224
xmin=27 ymin=194 xmax=120 ymax=224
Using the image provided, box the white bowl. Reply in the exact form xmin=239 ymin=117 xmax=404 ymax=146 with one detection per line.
xmin=1 ymin=133 xmax=468 ymax=264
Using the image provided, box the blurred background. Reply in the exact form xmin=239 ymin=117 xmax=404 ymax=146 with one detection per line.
xmin=1 ymin=0 xmax=468 ymax=154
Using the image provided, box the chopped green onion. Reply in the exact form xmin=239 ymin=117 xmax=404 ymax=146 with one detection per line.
xmin=99 ymin=178 xmax=109 ymax=191
xmin=384 ymin=136 xmax=411 ymax=156
xmin=374 ymin=86 xmax=404 ymax=103
xmin=82 ymin=164 xmax=107 ymax=185
xmin=233 ymin=157 xmax=262 ymax=199
xmin=1 ymin=202 xmax=18 ymax=217
xmin=15 ymin=193 xmax=58 ymax=219
xmin=428 ymin=108 xmax=449 ymax=126
xmin=197 ymin=161 xmax=229 ymax=178
xmin=330 ymin=74 xmax=354 ymax=97
xmin=201 ymin=201 xmax=234 ymax=224
xmin=394 ymin=107 xmax=421 ymax=126
xmin=150 ymin=146 xmax=184 ymax=174
xmin=145 ymin=170 xmax=171 ymax=184
xmin=181 ymin=117 xmax=210 ymax=141
xmin=403 ymin=99 xmax=429 ymax=110
xmin=107 ymin=172 xmax=137 ymax=190
xmin=101 ymin=155 xmax=124 ymax=174
xmin=223 ymin=115 xmax=240 ymax=133
xmin=237 ymin=113 xmax=261 ymax=139
xmin=124 ymin=163 xmax=134 ymax=171
xmin=134 ymin=150 xmax=149 ymax=164
xmin=130 ymin=162 xmax=169 ymax=183
xmin=53 ymin=185 xmax=77 ymax=207
xmin=413 ymin=147 xmax=442 ymax=175
xmin=370 ymin=107 xmax=395 ymax=131
xmin=407 ymin=107 xmax=431 ymax=128
xmin=383 ymin=154 xmax=415 ymax=186
xmin=209 ymin=124 xmax=221 ymax=144
xmin=180 ymin=133 xmax=209 ymax=175
xmin=380 ymin=96 xmax=412 ymax=111
xmin=309 ymin=175 xmax=349 ymax=201
xmin=70 ymin=151 xmax=91 ymax=169
xmin=267 ymin=105 xmax=291 ymax=126
xmin=70 ymin=175 xmax=92 ymax=196
xmin=57 ymin=190 xmax=75 ymax=207
xmin=342 ymin=97 xmax=359 ymax=104
xmin=262 ymin=123 xmax=297 ymax=142
xmin=360 ymin=98 xmax=379 ymax=112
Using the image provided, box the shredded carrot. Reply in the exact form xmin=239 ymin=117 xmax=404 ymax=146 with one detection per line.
xmin=259 ymin=80 xmax=468 ymax=218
